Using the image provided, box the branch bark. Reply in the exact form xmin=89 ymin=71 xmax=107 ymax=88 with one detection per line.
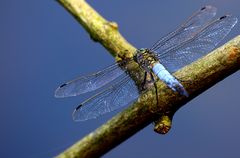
xmin=56 ymin=0 xmax=240 ymax=157
xmin=57 ymin=0 xmax=136 ymax=59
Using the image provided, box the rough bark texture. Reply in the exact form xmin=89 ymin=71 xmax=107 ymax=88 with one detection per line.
xmin=56 ymin=0 xmax=240 ymax=157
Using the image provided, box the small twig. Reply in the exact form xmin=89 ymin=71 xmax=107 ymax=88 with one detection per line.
xmin=56 ymin=0 xmax=240 ymax=157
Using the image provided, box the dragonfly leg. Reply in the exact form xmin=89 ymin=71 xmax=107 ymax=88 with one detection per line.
xmin=140 ymin=72 xmax=148 ymax=90
xmin=143 ymin=71 xmax=147 ymax=86
xmin=141 ymin=72 xmax=155 ymax=91
xmin=150 ymin=72 xmax=159 ymax=106
xmin=138 ymin=71 xmax=148 ymax=92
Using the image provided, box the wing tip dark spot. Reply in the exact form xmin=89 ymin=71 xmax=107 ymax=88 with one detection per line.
xmin=200 ymin=6 xmax=206 ymax=10
xmin=75 ymin=104 xmax=82 ymax=111
xmin=220 ymin=15 xmax=227 ymax=20
xmin=72 ymin=105 xmax=84 ymax=121
xmin=59 ymin=83 xmax=67 ymax=88
xmin=201 ymin=5 xmax=213 ymax=10
xmin=200 ymin=5 xmax=217 ymax=12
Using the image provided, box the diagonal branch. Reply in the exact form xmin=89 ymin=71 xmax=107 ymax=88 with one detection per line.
xmin=56 ymin=0 xmax=136 ymax=59
xmin=56 ymin=0 xmax=240 ymax=157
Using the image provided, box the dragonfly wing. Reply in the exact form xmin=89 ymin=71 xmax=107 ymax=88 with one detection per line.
xmin=158 ymin=15 xmax=237 ymax=73
xmin=72 ymin=74 xmax=140 ymax=121
xmin=150 ymin=5 xmax=217 ymax=52
xmin=55 ymin=62 xmax=126 ymax=98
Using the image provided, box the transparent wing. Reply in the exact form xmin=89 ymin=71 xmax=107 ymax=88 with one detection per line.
xmin=158 ymin=15 xmax=238 ymax=73
xmin=72 ymin=74 xmax=140 ymax=121
xmin=55 ymin=62 xmax=125 ymax=98
xmin=150 ymin=5 xmax=217 ymax=52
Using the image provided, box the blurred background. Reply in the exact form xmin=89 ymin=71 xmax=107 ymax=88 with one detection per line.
xmin=1 ymin=0 xmax=240 ymax=157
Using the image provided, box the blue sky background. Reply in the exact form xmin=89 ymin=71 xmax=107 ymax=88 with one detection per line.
xmin=1 ymin=0 xmax=240 ymax=158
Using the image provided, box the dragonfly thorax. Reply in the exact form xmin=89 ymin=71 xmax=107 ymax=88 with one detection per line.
xmin=134 ymin=48 xmax=159 ymax=72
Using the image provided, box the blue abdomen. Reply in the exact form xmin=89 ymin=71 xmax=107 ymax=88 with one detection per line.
xmin=152 ymin=63 xmax=188 ymax=96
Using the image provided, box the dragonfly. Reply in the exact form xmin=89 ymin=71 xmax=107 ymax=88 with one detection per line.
xmin=55 ymin=6 xmax=237 ymax=121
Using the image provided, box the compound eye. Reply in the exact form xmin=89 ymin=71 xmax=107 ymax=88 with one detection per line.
xmin=139 ymin=48 xmax=146 ymax=52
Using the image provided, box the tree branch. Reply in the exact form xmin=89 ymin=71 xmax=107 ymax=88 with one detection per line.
xmin=57 ymin=0 xmax=136 ymax=59
xmin=56 ymin=0 xmax=240 ymax=157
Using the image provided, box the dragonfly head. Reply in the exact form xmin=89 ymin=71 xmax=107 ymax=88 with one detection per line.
xmin=134 ymin=48 xmax=148 ymax=63
xmin=134 ymin=48 xmax=159 ymax=71
xmin=138 ymin=48 xmax=148 ymax=53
